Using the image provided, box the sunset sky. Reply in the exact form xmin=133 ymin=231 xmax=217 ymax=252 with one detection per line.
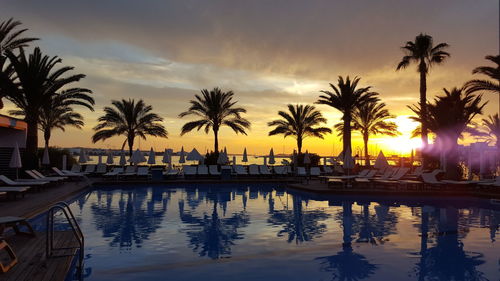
xmin=1 ymin=0 xmax=498 ymax=156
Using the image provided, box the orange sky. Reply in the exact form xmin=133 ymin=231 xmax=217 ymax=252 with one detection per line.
xmin=0 ymin=0 xmax=498 ymax=156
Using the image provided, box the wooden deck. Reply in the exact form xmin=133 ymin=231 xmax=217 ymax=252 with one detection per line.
xmin=0 ymin=231 xmax=79 ymax=281
xmin=0 ymin=180 xmax=92 ymax=218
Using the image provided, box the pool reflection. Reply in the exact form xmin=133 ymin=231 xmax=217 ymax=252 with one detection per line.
xmin=75 ymin=185 xmax=499 ymax=281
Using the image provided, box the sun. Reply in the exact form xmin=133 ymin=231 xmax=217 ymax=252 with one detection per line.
xmin=374 ymin=115 xmax=422 ymax=156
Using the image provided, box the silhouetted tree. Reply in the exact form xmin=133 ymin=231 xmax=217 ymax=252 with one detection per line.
xmin=268 ymin=104 xmax=331 ymax=154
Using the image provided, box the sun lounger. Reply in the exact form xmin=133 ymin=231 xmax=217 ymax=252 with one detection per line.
xmin=408 ymin=166 xmax=423 ymax=177
xmin=259 ymin=165 xmax=272 ymax=176
xmin=273 ymin=166 xmax=287 ymax=175
xmin=373 ymin=168 xmax=410 ymax=187
xmin=310 ymin=167 xmax=321 ymax=177
xmin=209 ymin=165 xmax=221 ymax=176
xmin=248 ymin=165 xmax=260 ymax=176
xmin=0 ymin=186 xmax=30 ymax=200
xmin=31 ymin=170 xmax=66 ymax=181
xmin=0 ymin=175 xmax=49 ymax=186
xmin=297 ymin=167 xmax=307 ymax=177
xmin=197 ymin=165 xmax=209 ymax=176
xmin=70 ymin=164 xmax=81 ymax=173
xmin=136 ymin=166 xmax=150 ymax=178
xmin=234 ymin=165 xmax=248 ymax=176
xmin=25 ymin=170 xmax=61 ymax=182
xmin=83 ymin=164 xmax=96 ymax=174
xmin=478 ymin=176 xmax=500 ymax=187
xmin=163 ymin=168 xmax=180 ymax=177
xmin=0 ymin=216 xmax=36 ymax=237
xmin=183 ymin=165 xmax=197 ymax=177
xmin=52 ymin=167 xmax=85 ymax=177
xmin=322 ymin=166 xmax=334 ymax=174
xmin=95 ymin=164 xmax=107 ymax=174
xmin=104 ymin=167 xmax=123 ymax=176
xmin=121 ymin=165 xmax=137 ymax=176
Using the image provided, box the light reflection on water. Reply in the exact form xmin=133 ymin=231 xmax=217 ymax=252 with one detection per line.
xmin=57 ymin=184 xmax=499 ymax=281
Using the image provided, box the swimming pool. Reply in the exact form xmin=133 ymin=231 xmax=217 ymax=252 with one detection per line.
xmin=39 ymin=183 xmax=500 ymax=280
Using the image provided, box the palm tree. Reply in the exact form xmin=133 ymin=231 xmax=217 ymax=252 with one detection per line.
xmin=465 ymin=55 xmax=500 ymax=116
xmin=481 ymin=114 xmax=500 ymax=150
xmin=334 ymin=101 xmax=399 ymax=167
xmin=179 ymin=87 xmax=250 ymax=153
xmin=268 ymin=104 xmax=331 ymax=154
xmin=0 ymin=47 xmax=89 ymax=168
xmin=409 ymin=88 xmax=486 ymax=179
xmin=92 ymin=99 xmax=168 ymax=156
xmin=316 ymin=76 xmax=378 ymax=154
xmin=9 ymin=88 xmax=94 ymax=147
xmin=396 ymin=34 xmax=450 ymax=151
xmin=0 ymin=18 xmax=38 ymax=109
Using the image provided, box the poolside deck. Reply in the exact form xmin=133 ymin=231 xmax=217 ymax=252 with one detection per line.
xmin=288 ymin=180 xmax=500 ymax=199
xmin=0 ymin=179 xmax=92 ymax=218
xmin=0 ymin=231 xmax=78 ymax=281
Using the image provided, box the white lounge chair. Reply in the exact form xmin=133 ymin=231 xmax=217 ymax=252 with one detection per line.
xmin=248 ymin=165 xmax=260 ymax=176
xmin=95 ymin=164 xmax=107 ymax=174
xmin=136 ymin=166 xmax=150 ymax=178
xmin=0 ymin=186 xmax=30 ymax=200
xmin=83 ymin=164 xmax=96 ymax=174
xmin=234 ymin=165 xmax=248 ymax=176
xmin=209 ymin=165 xmax=220 ymax=176
xmin=70 ymin=164 xmax=81 ymax=173
xmin=25 ymin=171 xmax=60 ymax=182
xmin=104 ymin=167 xmax=123 ymax=176
xmin=259 ymin=165 xmax=272 ymax=176
xmin=31 ymin=170 xmax=67 ymax=181
xmin=197 ymin=165 xmax=209 ymax=176
xmin=183 ymin=165 xmax=197 ymax=177
xmin=273 ymin=166 xmax=287 ymax=175
xmin=310 ymin=167 xmax=321 ymax=177
xmin=297 ymin=167 xmax=307 ymax=177
xmin=121 ymin=165 xmax=137 ymax=176
xmin=322 ymin=166 xmax=334 ymax=174
xmin=0 ymin=175 xmax=49 ymax=186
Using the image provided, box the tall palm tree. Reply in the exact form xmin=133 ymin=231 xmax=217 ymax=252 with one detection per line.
xmin=465 ymin=55 xmax=500 ymax=116
xmin=396 ymin=33 xmax=450 ymax=150
xmin=334 ymin=101 xmax=399 ymax=167
xmin=316 ymin=76 xmax=378 ymax=154
xmin=92 ymin=99 xmax=168 ymax=156
xmin=179 ymin=87 xmax=250 ymax=152
xmin=0 ymin=47 xmax=89 ymax=168
xmin=0 ymin=18 xmax=38 ymax=109
xmin=10 ymin=88 xmax=94 ymax=147
xmin=409 ymin=88 xmax=486 ymax=179
xmin=267 ymin=104 xmax=331 ymax=154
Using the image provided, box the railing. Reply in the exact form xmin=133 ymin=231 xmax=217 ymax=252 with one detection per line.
xmin=46 ymin=201 xmax=84 ymax=280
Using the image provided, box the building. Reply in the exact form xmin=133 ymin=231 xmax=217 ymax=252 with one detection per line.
xmin=0 ymin=114 xmax=27 ymax=178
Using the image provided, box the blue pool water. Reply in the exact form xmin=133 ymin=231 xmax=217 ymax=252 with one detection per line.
xmin=37 ymin=184 xmax=499 ymax=281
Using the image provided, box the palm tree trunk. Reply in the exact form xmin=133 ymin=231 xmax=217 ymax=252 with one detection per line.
xmin=419 ymin=61 xmax=429 ymax=168
xmin=343 ymin=114 xmax=352 ymax=154
xmin=363 ymin=133 xmax=369 ymax=167
xmin=25 ymin=118 xmax=39 ymax=169
xmin=297 ymin=136 xmax=303 ymax=154
xmin=44 ymin=129 xmax=51 ymax=148
xmin=213 ymin=128 xmax=219 ymax=153
xmin=127 ymin=135 xmax=134 ymax=157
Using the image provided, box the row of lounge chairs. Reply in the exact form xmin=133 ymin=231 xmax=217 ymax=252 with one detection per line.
xmin=322 ymin=166 xmax=500 ymax=190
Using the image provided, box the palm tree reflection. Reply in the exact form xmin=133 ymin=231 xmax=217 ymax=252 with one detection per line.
xmin=412 ymin=207 xmax=488 ymax=281
xmin=90 ymin=188 xmax=167 ymax=249
xmin=179 ymin=189 xmax=250 ymax=259
xmin=316 ymin=202 xmax=378 ymax=281
xmin=267 ymin=194 xmax=330 ymax=243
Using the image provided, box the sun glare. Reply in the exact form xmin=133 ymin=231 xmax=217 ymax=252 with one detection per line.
xmin=373 ymin=115 xmax=422 ymax=156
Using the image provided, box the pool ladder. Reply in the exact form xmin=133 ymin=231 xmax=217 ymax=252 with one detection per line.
xmin=46 ymin=201 xmax=84 ymax=280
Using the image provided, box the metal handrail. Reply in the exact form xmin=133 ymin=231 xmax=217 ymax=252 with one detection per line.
xmin=46 ymin=201 xmax=84 ymax=279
